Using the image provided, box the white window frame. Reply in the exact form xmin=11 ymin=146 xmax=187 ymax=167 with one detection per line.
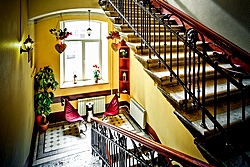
xmin=60 ymin=20 xmax=108 ymax=88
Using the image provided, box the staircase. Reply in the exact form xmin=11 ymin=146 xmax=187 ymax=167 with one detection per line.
xmin=91 ymin=116 xmax=214 ymax=167
xmin=98 ymin=0 xmax=250 ymax=166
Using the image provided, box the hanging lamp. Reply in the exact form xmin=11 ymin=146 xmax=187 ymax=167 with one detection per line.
xmin=87 ymin=10 xmax=92 ymax=36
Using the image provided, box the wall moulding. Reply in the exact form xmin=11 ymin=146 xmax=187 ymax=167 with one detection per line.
xmin=28 ymin=9 xmax=106 ymax=25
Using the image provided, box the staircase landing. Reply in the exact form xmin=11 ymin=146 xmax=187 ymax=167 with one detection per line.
xmin=31 ymin=107 xmax=146 ymax=166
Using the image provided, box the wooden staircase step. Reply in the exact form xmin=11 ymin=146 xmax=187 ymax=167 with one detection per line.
xmin=134 ymin=51 xmax=216 ymax=68
xmin=194 ymin=135 xmax=250 ymax=166
xmin=157 ymin=77 xmax=250 ymax=111
xmin=174 ymin=99 xmax=250 ymax=138
xmin=126 ymin=40 xmax=205 ymax=54
xmin=194 ymin=105 xmax=250 ymax=136
xmin=105 ymin=10 xmax=171 ymax=21
xmin=143 ymin=63 xmax=233 ymax=86
xmin=110 ymin=16 xmax=164 ymax=24
xmin=119 ymin=31 xmax=185 ymax=43
xmin=114 ymin=23 xmax=184 ymax=33
xmin=174 ymin=102 xmax=250 ymax=138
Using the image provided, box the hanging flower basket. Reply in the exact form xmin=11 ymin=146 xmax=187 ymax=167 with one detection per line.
xmin=111 ymin=42 xmax=121 ymax=52
xmin=106 ymin=30 xmax=120 ymax=40
xmin=49 ymin=28 xmax=72 ymax=40
xmin=55 ymin=41 xmax=67 ymax=54
xmin=49 ymin=28 xmax=72 ymax=53
xmin=106 ymin=30 xmax=121 ymax=52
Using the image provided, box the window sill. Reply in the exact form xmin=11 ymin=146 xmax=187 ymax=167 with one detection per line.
xmin=60 ymin=79 xmax=108 ymax=89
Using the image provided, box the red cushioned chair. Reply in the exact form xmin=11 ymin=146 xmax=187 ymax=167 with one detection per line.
xmin=62 ymin=98 xmax=87 ymax=134
xmin=102 ymin=94 xmax=119 ymax=120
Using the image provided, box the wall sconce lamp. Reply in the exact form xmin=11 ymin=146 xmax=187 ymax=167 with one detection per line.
xmin=87 ymin=10 xmax=92 ymax=36
xmin=20 ymin=35 xmax=34 ymax=54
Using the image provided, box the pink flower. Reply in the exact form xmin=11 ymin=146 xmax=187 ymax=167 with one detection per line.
xmin=106 ymin=30 xmax=120 ymax=40
xmin=93 ymin=65 xmax=101 ymax=79
xmin=49 ymin=28 xmax=72 ymax=40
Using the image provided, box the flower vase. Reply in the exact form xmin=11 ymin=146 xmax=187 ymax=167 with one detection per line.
xmin=95 ymin=78 xmax=98 ymax=83
xmin=87 ymin=110 xmax=93 ymax=122
xmin=39 ymin=121 xmax=49 ymax=131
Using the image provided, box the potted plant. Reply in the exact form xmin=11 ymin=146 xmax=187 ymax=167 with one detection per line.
xmin=49 ymin=28 xmax=72 ymax=53
xmin=93 ymin=64 xmax=101 ymax=83
xmin=120 ymin=49 xmax=127 ymax=57
xmin=49 ymin=28 xmax=72 ymax=40
xmin=34 ymin=66 xmax=58 ymax=131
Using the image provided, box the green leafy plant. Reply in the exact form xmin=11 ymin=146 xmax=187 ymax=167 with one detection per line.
xmin=49 ymin=28 xmax=72 ymax=40
xmin=34 ymin=66 xmax=58 ymax=124
xmin=93 ymin=64 xmax=101 ymax=79
xmin=120 ymin=49 xmax=127 ymax=57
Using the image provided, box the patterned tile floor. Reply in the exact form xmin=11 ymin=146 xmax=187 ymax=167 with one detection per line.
xmin=32 ymin=108 xmax=145 ymax=167
xmin=32 ymin=121 xmax=99 ymax=167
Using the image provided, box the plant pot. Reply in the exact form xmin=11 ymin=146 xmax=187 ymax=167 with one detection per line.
xmin=39 ymin=121 xmax=49 ymax=131
xmin=95 ymin=78 xmax=98 ymax=83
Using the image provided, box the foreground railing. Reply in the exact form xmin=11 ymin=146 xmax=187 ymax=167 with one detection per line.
xmin=91 ymin=117 xmax=214 ymax=167
xmin=100 ymin=0 xmax=250 ymax=137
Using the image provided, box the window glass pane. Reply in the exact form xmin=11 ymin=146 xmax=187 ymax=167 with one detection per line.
xmin=64 ymin=21 xmax=86 ymax=39
xmin=84 ymin=42 xmax=100 ymax=79
xmin=64 ymin=21 xmax=100 ymax=40
xmin=60 ymin=20 xmax=108 ymax=87
xmin=64 ymin=41 xmax=82 ymax=81
xmin=85 ymin=22 xmax=100 ymax=39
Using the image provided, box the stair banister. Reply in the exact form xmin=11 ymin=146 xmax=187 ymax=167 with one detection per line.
xmin=99 ymin=0 xmax=250 ymax=164
xmin=152 ymin=0 xmax=249 ymax=132
xmin=107 ymin=0 xmax=232 ymax=135
xmin=91 ymin=117 xmax=214 ymax=167
xmin=106 ymin=0 xmax=250 ymax=133
xmin=155 ymin=0 xmax=250 ymax=66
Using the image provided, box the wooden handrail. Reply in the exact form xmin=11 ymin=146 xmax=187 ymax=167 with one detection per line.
xmin=155 ymin=0 xmax=250 ymax=67
xmin=91 ymin=117 xmax=214 ymax=167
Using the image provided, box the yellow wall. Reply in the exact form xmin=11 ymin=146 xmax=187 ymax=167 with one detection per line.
xmin=1 ymin=0 xmax=241 ymax=166
xmin=29 ymin=0 xmax=101 ymax=20
xmin=129 ymin=49 xmax=207 ymax=162
xmin=0 ymin=0 xmax=35 ymax=166
xmin=34 ymin=7 xmax=206 ymax=163
xmin=34 ymin=13 xmax=122 ymax=112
